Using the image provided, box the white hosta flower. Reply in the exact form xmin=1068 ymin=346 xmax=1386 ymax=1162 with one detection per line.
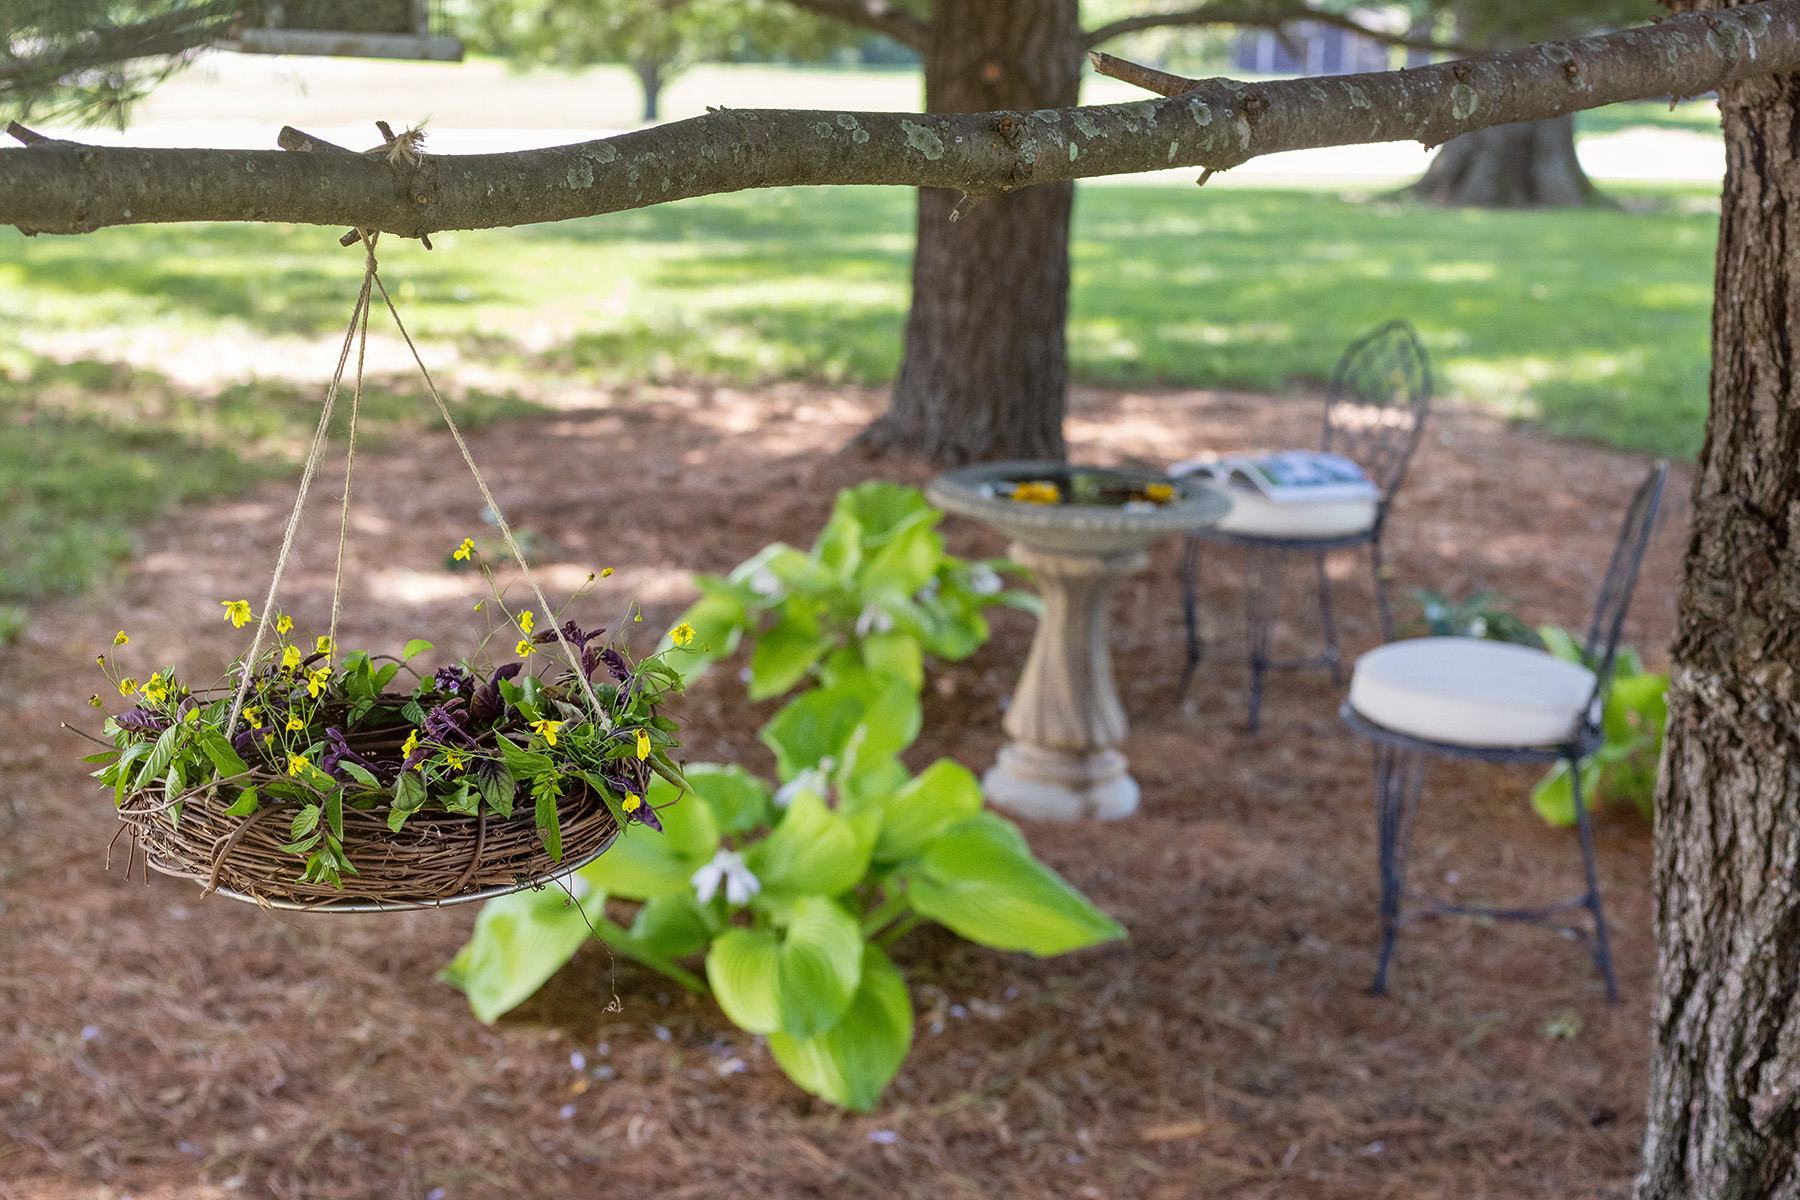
xmin=964 ymin=563 xmax=1003 ymax=595
xmin=914 ymin=576 xmax=941 ymax=603
xmin=550 ymin=871 xmax=593 ymax=902
xmin=747 ymin=566 xmax=782 ymax=598
xmin=774 ymin=759 xmax=833 ymax=808
xmin=855 ymin=605 xmax=895 ymax=637
xmin=691 ymin=848 xmax=761 ymax=907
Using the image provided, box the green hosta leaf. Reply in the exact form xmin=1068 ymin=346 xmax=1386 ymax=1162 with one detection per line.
xmin=706 ymin=927 xmax=782 ymax=1035
xmin=440 ymin=867 xmax=608 ymax=1023
xmin=905 ymin=813 xmax=1126 ymax=955
xmin=772 ymin=896 xmax=865 ymax=1039
xmin=749 ymin=614 xmax=833 ymax=701
xmin=858 ymin=514 xmax=944 ymax=601
xmin=765 ymin=545 xmax=840 ymax=595
xmin=859 ymin=632 xmax=923 ymax=690
xmin=768 ymin=943 xmax=913 ymax=1113
xmin=583 ymin=774 xmax=719 ymax=899
xmin=1530 ymin=758 xmax=1604 ymax=827
xmin=685 ymin=763 xmax=773 ymax=837
xmin=812 ymin=504 xmax=863 ymax=582
xmin=759 ymin=674 xmax=921 ymax=782
xmin=1538 ymin=624 xmax=1583 ymax=664
xmin=744 ymin=791 xmax=877 ymax=899
xmin=843 ymin=480 xmax=931 ymax=545
xmin=627 ymin=892 xmax=718 ymax=961
xmin=870 ymin=759 xmax=983 ymax=863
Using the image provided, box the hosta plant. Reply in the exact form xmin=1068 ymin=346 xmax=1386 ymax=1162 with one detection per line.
xmin=1530 ymin=626 xmax=1667 ymax=826
xmin=443 ymin=482 xmax=1124 ymax=1111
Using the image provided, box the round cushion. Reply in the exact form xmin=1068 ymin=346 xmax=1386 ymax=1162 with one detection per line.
xmin=1212 ymin=482 xmax=1378 ymax=539
xmin=1347 ymin=637 xmax=1597 ymax=748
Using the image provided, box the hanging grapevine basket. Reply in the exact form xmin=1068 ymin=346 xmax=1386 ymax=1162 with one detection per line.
xmin=85 ymin=223 xmax=686 ymax=912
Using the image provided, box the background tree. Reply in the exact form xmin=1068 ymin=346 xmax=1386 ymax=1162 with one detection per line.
xmin=454 ymin=0 xmax=858 ymax=122
xmin=1405 ymin=0 xmax=1659 ymax=206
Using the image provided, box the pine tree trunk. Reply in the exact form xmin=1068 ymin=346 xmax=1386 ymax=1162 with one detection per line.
xmin=633 ymin=58 xmax=665 ymax=123
xmin=1407 ymin=113 xmax=1603 ymax=207
xmin=1636 ymin=18 xmax=1800 ymax=1200
xmin=853 ymin=0 xmax=1083 ymax=465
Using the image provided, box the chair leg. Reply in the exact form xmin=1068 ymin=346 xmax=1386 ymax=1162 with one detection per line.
xmin=1242 ymin=545 xmax=1287 ymax=734
xmin=1370 ymin=743 xmax=1426 ymax=997
xmin=1177 ymin=535 xmax=1204 ymax=701
xmin=1569 ymin=759 xmax=1620 ymax=1003
xmin=1316 ymin=550 xmax=1343 ymax=686
xmin=1370 ymin=538 xmax=1396 ymax=643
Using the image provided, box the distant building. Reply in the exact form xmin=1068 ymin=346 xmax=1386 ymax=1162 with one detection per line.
xmin=1233 ymin=22 xmax=1426 ymax=76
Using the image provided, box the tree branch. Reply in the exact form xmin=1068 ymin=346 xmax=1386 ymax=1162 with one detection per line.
xmin=777 ymin=0 xmax=929 ymax=50
xmin=1 ymin=3 xmax=1794 ymax=238
xmin=1081 ymin=2 xmax=1470 ymax=55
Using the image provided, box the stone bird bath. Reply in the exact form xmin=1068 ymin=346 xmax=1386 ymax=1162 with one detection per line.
xmin=927 ymin=462 xmax=1229 ymax=820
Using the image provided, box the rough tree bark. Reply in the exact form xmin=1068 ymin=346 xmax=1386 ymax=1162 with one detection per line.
xmin=1408 ymin=113 xmax=1604 ymax=207
xmin=1638 ymin=4 xmax=1800 ymax=1198
xmin=855 ymin=0 xmax=1085 ymax=464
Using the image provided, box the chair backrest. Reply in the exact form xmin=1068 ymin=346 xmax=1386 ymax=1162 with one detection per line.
xmin=1580 ymin=462 xmax=1669 ymax=725
xmin=1321 ymin=319 xmax=1432 ymax=503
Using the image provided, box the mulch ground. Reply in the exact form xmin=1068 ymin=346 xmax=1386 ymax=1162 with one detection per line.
xmin=0 ymin=382 xmax=1688 ymax=1200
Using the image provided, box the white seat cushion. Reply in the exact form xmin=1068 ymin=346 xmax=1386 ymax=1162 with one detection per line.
xmin=1348 ymin=637 xmax=1597 ymax=748
xmin=1212 ymin=482 xmax=1378 ymax=539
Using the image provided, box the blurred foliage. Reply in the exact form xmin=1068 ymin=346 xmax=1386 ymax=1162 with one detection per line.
xmin=1408 ymin=587 xmax=1544 ymax=647
xmin=0 ymin=0 xmax=238 ymax=127
xmin=1531 ymin=626 xmax=1666 ymax=825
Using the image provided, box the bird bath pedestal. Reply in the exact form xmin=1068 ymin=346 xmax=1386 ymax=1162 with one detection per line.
xmin=927 ymin=462 xmax=1229 ymax=821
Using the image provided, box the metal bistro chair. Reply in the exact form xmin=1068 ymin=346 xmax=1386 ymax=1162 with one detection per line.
xmin=1340 ymin=462 xmax=1668 ymax=1002
xmin=1177 ymin=319 xmax=1432 ymax=732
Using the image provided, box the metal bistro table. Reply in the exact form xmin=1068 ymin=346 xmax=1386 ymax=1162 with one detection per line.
xmin=929 ymin=462 xmax=1229 ymax=821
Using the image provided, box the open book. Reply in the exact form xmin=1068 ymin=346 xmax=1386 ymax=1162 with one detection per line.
xmin=1169 ymin=450 xmax=1379 ymax=504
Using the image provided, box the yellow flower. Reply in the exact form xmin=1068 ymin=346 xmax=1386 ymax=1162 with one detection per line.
xmin=454 ymin=537 xmax=475 ymax=562
xmin=400 ymin=730 xmax=419 ymax=759
xmin=221 ymin=599 xmax=252 ymax=628
xmin=281 ymin=645 xmax=302 ymax=672
xmin=95 ymin=654 xmax=105 ymax=667
xmin=622 ymin=793 xmax=642 ymax=813
xmin=531 ymin=719 xmax=563 ymax=747
xmin=118 ymin=678 xmax=137 ymax=697
xmin=635 ymin=728 xmax=650 ymax=761
xmin=1011 ymin=481 xmax=1061 ymax=505
xmin=287 ymin=753 xmax=309 ymax=776
xmin=140 ymin=672 xmax=169 ymax=703
xmin=515 ymin=639 xmax=533 ymax=657
xmin=286 ymin=713 xmax=305 ymax=732
xmin=315 ymin=636 xmax=333 ymax=656
xmin=88 ymin=694 xmax=103 ymax=709
xmin=244 ymin=706 xmax=263 ymax=729
xmin=518 ymin=610 xmax=534 ymax=636
xmin=113 ymin=630 xmax=128 ymax=646
xmin=444 ymin=750 xmax=467 ymax=773
xmin=276 ymin=614 xmax=293 ymax=637
xmin=669 ymin=622 xmax=696 ymax=648
xmin=307 ymin=667 xmax=331 ymax=698
xmin=262 ymin=732 xmax=275 ymax=745
xmin=1144 ymin=482 xmax=1175 ymax=503
xmin=600 ymin=567 xmax=614 ymax=578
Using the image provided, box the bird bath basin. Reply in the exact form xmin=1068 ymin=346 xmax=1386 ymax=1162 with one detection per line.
xmin=927 ymin=461 xmax=1229 ymax=820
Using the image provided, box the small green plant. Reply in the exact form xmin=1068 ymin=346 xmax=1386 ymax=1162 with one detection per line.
xmin=1409 ymin=587 xmax=1545 ymax=648
xmin=0 ymin=604 xmax=25 ymax=647
xmin=442 ymin=482 xmax=1124 ymax=1112
xmin=1529 ymin=626 xmax=1667 ymax=825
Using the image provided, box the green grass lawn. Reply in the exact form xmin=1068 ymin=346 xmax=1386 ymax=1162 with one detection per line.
xmin=0 ymin=180 xmax=1719 ymax=605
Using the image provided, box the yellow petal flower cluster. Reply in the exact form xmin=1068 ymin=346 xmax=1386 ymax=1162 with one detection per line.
xmin=1011 ymin=481 xmax=1061 ymax=505
xmin=530 ymin=719 xmax=563 ymax=747
xmin=221 ymin=599 xmax=253 ymax=628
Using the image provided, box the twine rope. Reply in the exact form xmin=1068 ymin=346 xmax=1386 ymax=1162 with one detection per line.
xmin=367 ymin=271 xmax=612 ymax=729
xmin=327 ymin=236 xmax=375 ymax=659
xmin=224 ymin=240 xmax=378 ymax=737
